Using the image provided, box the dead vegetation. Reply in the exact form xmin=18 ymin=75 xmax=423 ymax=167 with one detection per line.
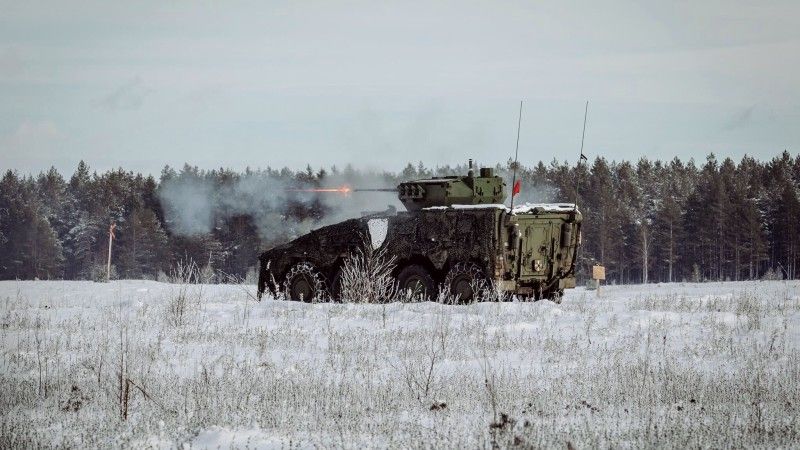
xmin=0 ymin=280 xmax=798 ymax=448
xmin=338 ymin=235 xmax=398 ymax=303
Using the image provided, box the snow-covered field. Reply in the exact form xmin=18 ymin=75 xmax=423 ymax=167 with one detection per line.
xmin=1 ymin=280 xmax=799 ymax=448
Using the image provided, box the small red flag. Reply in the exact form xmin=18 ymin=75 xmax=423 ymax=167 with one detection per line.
xmin=512 ymin=179 xmax=521 ymax=197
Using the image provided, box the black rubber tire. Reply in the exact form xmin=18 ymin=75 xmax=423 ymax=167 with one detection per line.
xmin=443 ymin=262 xmax=487 ymax=304
xmin=284 ymin=262 xmax=328 ymax=302
xmin=396 ymin=265 xmax=437 ymax=300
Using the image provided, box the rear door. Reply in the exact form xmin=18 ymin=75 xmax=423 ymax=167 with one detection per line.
xmin=517 ymin=217 xmax=553 ymax=279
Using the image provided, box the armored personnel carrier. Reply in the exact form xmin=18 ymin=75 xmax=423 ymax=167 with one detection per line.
xmin=257 ymin=163 xmax=582 ymax=302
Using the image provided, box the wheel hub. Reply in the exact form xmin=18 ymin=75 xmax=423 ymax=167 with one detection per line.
xmin=291 ymin=276 xmax=313 ymax=301
xmin=452 ymin=277 xmax=473 ymax=301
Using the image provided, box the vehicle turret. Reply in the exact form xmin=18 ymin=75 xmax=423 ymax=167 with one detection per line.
xmin=394 ymin=160 xmax=506 ymax=211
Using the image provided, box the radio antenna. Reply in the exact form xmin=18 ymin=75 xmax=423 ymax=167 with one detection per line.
xmin=509 ymin=100 xmax=523 ymax=212
xmin=574 ymin=101 xmax=589 ymax=211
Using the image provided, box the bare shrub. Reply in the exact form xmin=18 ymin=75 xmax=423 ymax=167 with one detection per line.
xmin=170 ymin=258 xmax=201 ymax=284
xmin=761 ymin=267 xmax=782 ymax=281
xmin=434 ymin=283 xmax=459 ymax=305
xmin=217 ymin=270 xmax=260 ymax=303
xmin=200 ymin=263 xmax=216 ymax=284
xmin=398 ymin=286 xmax=427 ymax=303
xmin=393 ymin=332 xmax=442 ymax=404
xmin=338 ymin=235 xmax=397 ymax=303
xmin=33 ymin=316 xmax=48 ymax=397
xmin=735 ymin=291 xmax=763 ymax=331
xmin=90 ymin=264 xmax=117 ymax=282
xmin=166 ymin=288 xmax=190 ymax=327
xmin=479 ymin=279 xmax=510 ymax=303
xmin=165 ymin=259 xmax=204 ymax=326
xmin=584 ymin=307 xmax=599 ymax=345
xmin=476 ymin=333 xmax=499 ymax=424
xmin=156 ymin=270 xmax=169 ymax=283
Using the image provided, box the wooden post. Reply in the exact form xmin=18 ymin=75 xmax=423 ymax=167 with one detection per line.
xmin=107 ymin=223 xmax=116 ymax=282
xmin=592 ymin=265 xmax=606 ymax=297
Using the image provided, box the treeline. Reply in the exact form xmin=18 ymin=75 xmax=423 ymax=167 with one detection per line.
xmin=1 ymin=152 xmax=799 ymax=284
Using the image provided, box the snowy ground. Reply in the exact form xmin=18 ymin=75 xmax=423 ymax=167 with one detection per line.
xmin=1 ymin=280 xmax=799 ymax=448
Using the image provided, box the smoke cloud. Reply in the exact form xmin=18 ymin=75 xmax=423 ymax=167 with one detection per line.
xmin=158 ymin=177 xmax=214 ymax=235
xmin=158 ymin=168 xmax=402 ymax=244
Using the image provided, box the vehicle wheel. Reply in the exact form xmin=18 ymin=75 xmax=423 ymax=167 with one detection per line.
xmin=396 ymin=265 xmax=437 ymax=300
xmin=284 ymin=262 xmax=328 ymax=302
xmin=444 ymin=262 xmax=487 ymax=303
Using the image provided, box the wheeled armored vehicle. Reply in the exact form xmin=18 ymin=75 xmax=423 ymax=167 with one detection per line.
xmin=257 ymin=164 xmax=582 ymax=302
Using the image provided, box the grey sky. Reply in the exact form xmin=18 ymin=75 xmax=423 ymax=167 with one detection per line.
xmin=1 ymin=0 xmax=798 ymax=176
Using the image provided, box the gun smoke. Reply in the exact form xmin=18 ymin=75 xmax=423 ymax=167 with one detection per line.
xmin=158 ymin=169 xmax=403 ymax=244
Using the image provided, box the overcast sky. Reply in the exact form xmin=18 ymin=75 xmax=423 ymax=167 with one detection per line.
xmin=1 ymin=0 xmax=798 ymax=176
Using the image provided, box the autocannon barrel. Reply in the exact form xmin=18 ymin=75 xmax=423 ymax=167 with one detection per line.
xmin=351 ymin=188 xmax=398 ymax=192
